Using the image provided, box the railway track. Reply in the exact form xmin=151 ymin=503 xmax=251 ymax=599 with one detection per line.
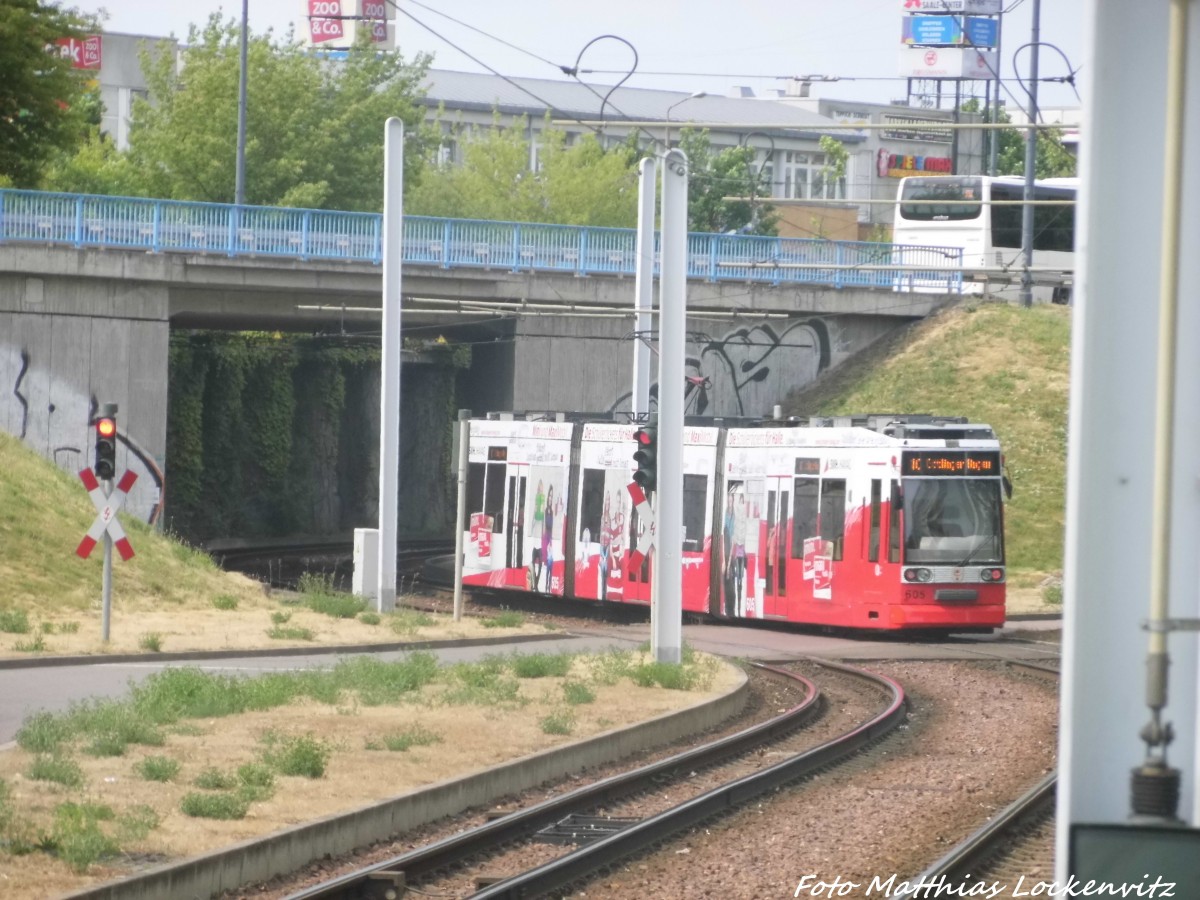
xmin=279 ymin=660 xmax=905 ymax=900
xmin=210 ymin=537 xmax=454 ymax=590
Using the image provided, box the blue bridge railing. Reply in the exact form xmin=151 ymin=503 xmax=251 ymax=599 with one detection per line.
xmin=0 ymin=189 xmax=963 ymax=292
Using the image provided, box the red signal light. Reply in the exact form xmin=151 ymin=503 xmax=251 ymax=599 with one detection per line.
xmin=97 ymin=417 xmax=116 ymax=438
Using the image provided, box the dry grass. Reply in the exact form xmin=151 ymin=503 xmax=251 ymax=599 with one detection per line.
xmin=0 ymin=652 xmax=741 ymax=898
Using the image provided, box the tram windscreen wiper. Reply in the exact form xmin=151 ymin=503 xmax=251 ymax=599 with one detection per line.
xmin=956 ymin=535 xmax=993 ymax=567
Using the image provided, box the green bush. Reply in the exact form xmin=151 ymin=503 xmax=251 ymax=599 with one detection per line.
xmin=480 ymin=610 xmax=525 ymax=628
xmin=389 ymin=609 xmax=435 ymax=635
xmin=193 ymin=767 xmax=238 ymax=790
xmin=138 ymin=633 xmax=164 ymax=653
xmin=180 ymin=792 xmax=249 ymax=820
xmin=1043 ymin=582 xmax=1064 ymax=606
xmin=29 ymin=755 xmax=85 ymax=788
xmin=16 ymin=711 xmax=72 ymax=753
xmin=14 ymin=634 xmax=46 ymax=652
xmin=47 ymin=802 xmax=119 ymax=872
xmin=59 ymin=621 xmax=80 ymax=634
xmin=540 ymin=710 xmax=574 ymax=735
xmin=270 ymin=610 xmax=292 ymax=625
xmin=510 ymin=652 xmax=573 ymax=679
xmin=211 ymin=594 xmax=239 ymax=611
xmin=260 ymin=732 xmax=331 ymax=778
xmin=267 ymin=625 xmax=315 ymax=641
xmin=358 ymin=611 xmax=381 ymax=625
xmin=562 ymin=681 xmax=596 ymax=705
xmin=0 ymin=609 xmax=30 ymax=634
xmin=135 ymin=755 xmax=181 ymax=782
xmin=365 ymin=726 xmax=442 ymax=752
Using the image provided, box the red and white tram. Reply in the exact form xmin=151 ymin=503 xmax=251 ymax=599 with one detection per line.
xmin=461 ymin=414 xmax=1009 ymax=632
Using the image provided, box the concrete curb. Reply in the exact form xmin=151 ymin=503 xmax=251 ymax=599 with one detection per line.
xmin=65 ymin=665 xmax=749 ymax=900
xmin=0 ymin=632 xmax=570 ymax=670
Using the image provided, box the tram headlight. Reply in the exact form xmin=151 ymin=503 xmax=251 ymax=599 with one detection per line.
xmin=903 ymin=568 xmax=932 ymax=583
xmin=980 ymin=568 xmax=1005 ymax=582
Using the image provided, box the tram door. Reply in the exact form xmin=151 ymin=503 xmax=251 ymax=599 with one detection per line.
xmin=506 ymin=474 xmax=527 ymax=572
xmin=763 ymin=479 xmax=790 ymax=617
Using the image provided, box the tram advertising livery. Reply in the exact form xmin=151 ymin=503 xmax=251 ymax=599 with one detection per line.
xmin=461 ymin=414 xmax=1010 ymax=633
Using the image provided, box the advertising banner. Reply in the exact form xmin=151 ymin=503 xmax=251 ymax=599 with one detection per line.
xmin=304 ymin=0 xmax=394 ymax=50
xmin=899 ymin=46 xmax=999 ymax=79
xmin=901 ymin=0 xmax=1002 ymax=12
xmin=54 ymin=35 xmax=102 ymax=69
xmin=902 ymin=15 xmax=998 ymax=48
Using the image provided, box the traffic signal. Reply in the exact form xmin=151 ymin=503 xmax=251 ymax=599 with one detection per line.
xmin=94 ymin=414 xmax=117 ymax=480
xmin=632 ymin=424 xmax=658 ymax=493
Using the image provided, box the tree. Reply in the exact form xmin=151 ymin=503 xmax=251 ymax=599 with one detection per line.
xmin=678 ymin=128 xmax=777 ymax=235
xmin=964 ymin=99 xmax=1076 ymax=179
xmin=49 ymin=15 xmax=432 ymax=210
xmin=407 ymin=116 xmax=639 ymax=226
xmin=0 ymin=0 xmax=101 ymax=187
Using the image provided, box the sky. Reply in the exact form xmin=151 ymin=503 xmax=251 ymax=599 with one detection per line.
xmin=71 ymin=0 xmax=1090 ymax=113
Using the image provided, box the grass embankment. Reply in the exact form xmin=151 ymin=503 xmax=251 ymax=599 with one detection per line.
xmin=0 ymin=431 xmax=545 ymax=654
xmin=0 ymin=645 xmax=731 ymax=896
xmin=787 ymin=300 xmax=1070 ymax=600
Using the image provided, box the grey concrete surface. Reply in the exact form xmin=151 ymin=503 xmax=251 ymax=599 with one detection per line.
xmin=0 ymin=635 xmax=642 ymax=745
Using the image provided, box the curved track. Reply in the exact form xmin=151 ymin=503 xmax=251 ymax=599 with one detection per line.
xmin=283 ymin=660 xmax=906 ymax=900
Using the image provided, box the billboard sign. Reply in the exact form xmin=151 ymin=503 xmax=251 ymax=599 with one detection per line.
xmin=901 ymin=0 xmax=1002 ymax=12
xmin=903 ymin=16 xmax=960 ymax=45
xmin=902 ymin=15 xmax=998 ymax=48
xmin=304 ymin=0 xmax=393 ymax=50
xmin=962 ymin=16 xmax=999 ymax=48
xmin=899 ymin=46 xmax=999 ymax=79
xmin=54 ymin=35 xmax=102 ymax=69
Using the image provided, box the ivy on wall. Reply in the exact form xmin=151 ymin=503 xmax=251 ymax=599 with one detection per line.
xmin=164 ymin=332 xmax=469 ymax=544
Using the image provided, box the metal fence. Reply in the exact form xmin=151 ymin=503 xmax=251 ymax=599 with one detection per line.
xmin=0 ymin=189 xmax=963 ymax=292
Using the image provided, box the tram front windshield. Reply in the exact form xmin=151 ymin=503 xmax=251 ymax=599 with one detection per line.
xmin=902 ymin=478 xmax=1003 ymax=565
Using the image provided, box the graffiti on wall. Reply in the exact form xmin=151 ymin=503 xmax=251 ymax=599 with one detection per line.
xmin=2 ymin=341 xmax=164 ymax=524
xmin=608 ymin=318 xmax=832 ymax=417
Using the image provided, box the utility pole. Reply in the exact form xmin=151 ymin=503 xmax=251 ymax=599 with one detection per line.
xmin=1019 ymin=0 xmax=1041 ymax=308
xmin=235 ymin=0 xmax=248 ymax=206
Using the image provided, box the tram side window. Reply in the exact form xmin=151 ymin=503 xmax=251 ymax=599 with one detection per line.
xmin=579 ymin=469 xmax=605 ymax=546
xmin=791 ymin=477 xmax=819 ymax=559
xmin=821 ymin=479 xmax=846 ymax=561
xmin=682 ymin=474 xmax=707 ymax=551
xmin=889 ymin=482 xmax=902 ymax=563
xmin=467 ymin=460 xmax=507 ymax=532
xmin=868 ymin=479 xmax=882 ymax=562
xmin=484 ymin=463 xmax=506 ymax=532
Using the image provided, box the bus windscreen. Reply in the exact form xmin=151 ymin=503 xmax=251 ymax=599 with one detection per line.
xmin=899 ymin=177 xmax=983 ymax=221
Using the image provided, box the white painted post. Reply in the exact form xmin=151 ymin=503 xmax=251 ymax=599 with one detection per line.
xmin=453 ymin=409 xmax=471 ymax=622
xmin=653 ymin=148 xmax=688 ymax=665
xmin=377 ymin=117 xmax=404 ymax=613
xmin=352 ymin=528 xmax=379 ymax=598
xmin=632 ymin=156 xmax=657 ymax=417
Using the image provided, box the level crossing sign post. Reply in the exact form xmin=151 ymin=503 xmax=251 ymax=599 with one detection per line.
xmin=76 ymin=404 xmax=136 ymax=643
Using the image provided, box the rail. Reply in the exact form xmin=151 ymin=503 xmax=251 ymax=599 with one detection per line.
xmin=0 ymin=188 xmax=964 ymax=292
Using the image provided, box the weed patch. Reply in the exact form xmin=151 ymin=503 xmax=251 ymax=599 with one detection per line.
xmin=211 ymin=594 xmax=239 ymax=611
xmin=562 ymin=681 xmax=596 ymax=705
xmin=267 ymin=625 xmax=315 ymax=641
xmin=28 ymin=755 xmax=85 ymax=788
xmin=180 ymin=792 xmax=248 ymax=820
xmin=480 ymin=609 xmax=525 ymax=628
xmin=510 ymin=652 xmax=573 ymax=679
xmin=260 ymin=732 xmax=331 ymax=778
xmin=364 ymin=725 xmax=442 ymax=752
xmin=0 ymin=609 xmax=30 ymax=634
xmin=540 ymin=709 xmax=574 ymax=735
xmin=138 ymin=632 xmax=164 ymax=652
xmin=135 ymin=755 xmax=181 ymax=782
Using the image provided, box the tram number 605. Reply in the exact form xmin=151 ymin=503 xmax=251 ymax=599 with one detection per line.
xmin=904 ymin=589 xmax=927 ymax=601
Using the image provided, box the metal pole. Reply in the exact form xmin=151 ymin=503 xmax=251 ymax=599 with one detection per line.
xmin=452 ymin=409 xmax=471 ymax=622
xmin=101 ymin=479 xmax=112 ymax=643
xmin=653 ymin=148 xmax=687 ymax=665
xmin=1019 ymin=0 xmax=1041 ymax=308
xmin=990 ymin=10 xmax=1003 ymax=176
xmin=235 ymin=0 xmax=248 ymax=206
xmin=632 ymin=157 xmax=657 ymax=417
xmin=377 ymin=118 xmax=404 ymax=612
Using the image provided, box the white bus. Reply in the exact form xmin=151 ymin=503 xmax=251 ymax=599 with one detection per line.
xmin=893 ymin=175 xmax=1077 ymax=304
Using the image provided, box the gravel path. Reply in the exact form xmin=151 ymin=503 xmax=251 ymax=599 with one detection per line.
xmin=564 ymin=661 xmax=1058 ymax=900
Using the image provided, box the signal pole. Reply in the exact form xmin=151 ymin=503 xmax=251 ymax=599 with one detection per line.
xmin=95 ymin=402 xmax=118 ymax=642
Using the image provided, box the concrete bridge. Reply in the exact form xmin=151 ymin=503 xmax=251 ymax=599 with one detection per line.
xmin=0 ymin=190 xmax=957 ymax=521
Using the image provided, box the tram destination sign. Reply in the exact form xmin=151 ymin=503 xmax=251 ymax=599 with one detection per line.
xmin=902 ymin=450 xmax=1000 ymax=476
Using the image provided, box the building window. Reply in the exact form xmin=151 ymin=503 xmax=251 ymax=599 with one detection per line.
xmin=780 ymin=151 xmax=845 ymax=200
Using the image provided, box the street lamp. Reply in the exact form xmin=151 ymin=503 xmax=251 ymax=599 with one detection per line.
xmin=664 ymin=91 xmax=706 ymax=149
